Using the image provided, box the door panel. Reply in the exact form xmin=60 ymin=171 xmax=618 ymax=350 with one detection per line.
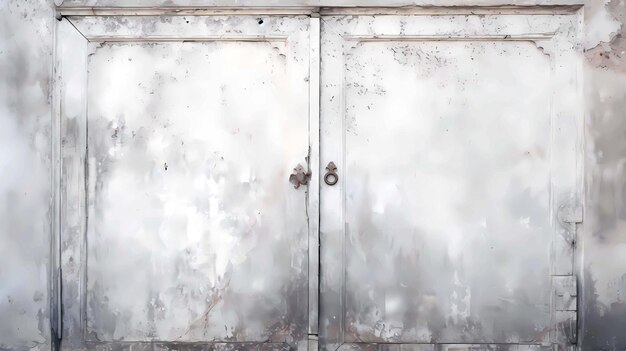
xmin=344 ymin=40 xmax=553 ymax=343
xmin=58 ymin=15 xmax=312 ymax=349
xmin=320 ymin=13 xmax=582 ymax=350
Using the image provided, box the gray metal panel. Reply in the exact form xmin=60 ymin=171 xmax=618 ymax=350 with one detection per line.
xmin=319 ymin=12 xmax=582 ymax=350
xmin=58 ymin=15 xmax=312 ymax=349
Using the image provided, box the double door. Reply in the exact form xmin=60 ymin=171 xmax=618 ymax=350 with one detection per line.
xmin=55 ymin=9 xmax=582 ymax=351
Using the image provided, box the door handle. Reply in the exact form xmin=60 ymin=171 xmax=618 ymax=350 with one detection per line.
xmin=324 ymin=162 xmax=338 ymax=186
xmin=289 ymin=164 xmax=311 ymax=189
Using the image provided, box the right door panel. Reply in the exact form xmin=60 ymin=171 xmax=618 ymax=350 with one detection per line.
xmin=320 ymin=12 xmax=582 ymax=350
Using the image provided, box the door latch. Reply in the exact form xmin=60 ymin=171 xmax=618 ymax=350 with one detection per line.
xmin=289 ymin=164 xmax=311 ymax=189
xmin=324 ymin=162 xmax=338 ymax=186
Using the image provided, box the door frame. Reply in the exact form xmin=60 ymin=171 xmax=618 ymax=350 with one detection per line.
xmin=53 ymin=13 xmax=319 ymax=351
xmin=52 ymin=4 xmax=584 ymax=351
xmin=318 ymin=10 xmax=583 ymax=351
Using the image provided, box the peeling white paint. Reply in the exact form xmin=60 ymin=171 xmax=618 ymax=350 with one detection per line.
xmin=584 ymin=0 xmax=622 ymax=50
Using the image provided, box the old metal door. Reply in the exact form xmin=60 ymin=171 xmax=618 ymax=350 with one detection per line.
xmin=319 ymin=10 xmax=582 ymax=351
xmin=56 ymin=15 xmax=316 ymax=350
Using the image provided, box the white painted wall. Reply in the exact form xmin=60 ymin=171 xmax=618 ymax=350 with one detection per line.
xmin=0 ymin=0 xmax=54 ymax=349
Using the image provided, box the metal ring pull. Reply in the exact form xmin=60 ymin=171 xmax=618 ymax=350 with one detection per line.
xmin=324 ymin=162 xmax=338 ymax=186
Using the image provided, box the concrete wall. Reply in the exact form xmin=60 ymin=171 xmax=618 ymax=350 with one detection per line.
xmin=582 ymin=1 xmax=626 ymax=350
xmin=0 ymin=0 xmax=54 ymax=350
xmin=2 ymin=0 xmax=626 ymax=350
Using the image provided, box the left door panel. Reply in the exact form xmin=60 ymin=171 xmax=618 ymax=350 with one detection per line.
xmin=56 ymin=15 xmax=312 ymax=350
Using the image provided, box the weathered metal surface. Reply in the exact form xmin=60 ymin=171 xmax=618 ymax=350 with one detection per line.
xmin=0 ymin=0 xmax=54 ymax=350
xmin=319 ymin=13 xmax=582 ymax=350
xmin=57 ymin=15 xmax=312 ymax=349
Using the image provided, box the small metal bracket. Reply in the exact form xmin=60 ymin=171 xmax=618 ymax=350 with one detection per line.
xmin=553 ymin=275 xmax=578 ymax=346
xmin=554 ymin=275 xmax=577 ymax=311
xmin=557 ymin=203 xmax=582 ymax=239
xmin=289 ymin=163 xmax=312 ymax=189
xmin=308 ymin=335 xmax=318 ymax=351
